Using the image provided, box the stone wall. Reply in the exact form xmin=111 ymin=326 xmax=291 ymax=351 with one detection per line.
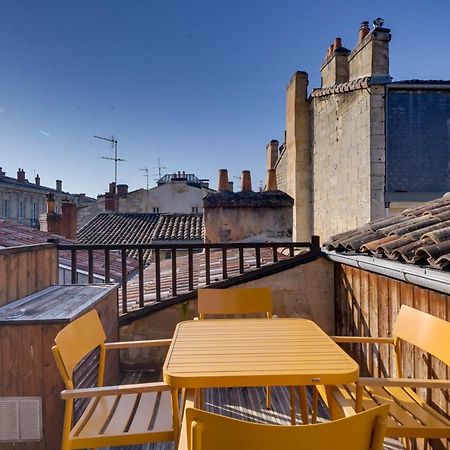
xmin=274 ymin=147 xmax=288 ymax=193
xmin=119 ymin=256 xmax=335 ymax=370
xmin=311 ymin=85 xmax=385 ymax=240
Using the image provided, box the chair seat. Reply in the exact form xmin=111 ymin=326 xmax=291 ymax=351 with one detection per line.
xmin=331 ymin=384 xmax=450 ymax=439
xmin=69 ymin=390 xmax=174 ymax=448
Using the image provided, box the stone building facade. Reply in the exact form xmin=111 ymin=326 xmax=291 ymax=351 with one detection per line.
xmin=0 ymin=167 xmax=82 ymax=228
xmin=77 ymin=172 xmax=214 ymax=230
xmin=271 ymin=20 xmax=450 ymax=241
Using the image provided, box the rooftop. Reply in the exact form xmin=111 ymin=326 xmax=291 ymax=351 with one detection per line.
xmin=325 ymin=196 xmax=450 ymax=270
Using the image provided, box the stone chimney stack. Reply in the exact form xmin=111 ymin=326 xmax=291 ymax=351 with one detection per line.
xmin=266 ymin=140 xmax=279 ymax=171
xmin=349 ymin=18 xmax=391 ymax=80
xmin=265 ymin=169 xmax=278 ymax=191
xmin=56 ymin=179 xmax=62 ymax=192
xmin=217 ymin=169 xmax=230 ymax=192
xmin=117 ymin=184 xmax=128 ymax=196
xmin=17 ymin=168 xmax=26 ymax=183
xmin=61 ymin=199 xmax=77 ymax=240
xmin=35 ymin=174 xmax=40 ymax=186
xmin=320 ymin=37 xmax=351 ymax=87
xmin=46 ymin=192 xmax=55 ymax=214
xmin=241 ymin=170 xmax=252 ymax=192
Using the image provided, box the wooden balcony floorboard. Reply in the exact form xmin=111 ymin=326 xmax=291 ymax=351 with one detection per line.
xmin=101 ymin=372 xmax=405 ymax=450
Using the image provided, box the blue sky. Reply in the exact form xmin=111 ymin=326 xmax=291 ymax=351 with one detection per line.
xmin=1 ymin=0 xmax=449 ymax=197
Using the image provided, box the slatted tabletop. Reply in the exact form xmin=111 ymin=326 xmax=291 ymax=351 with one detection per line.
xmin=163 ymin=318 xmax=359 ymax=388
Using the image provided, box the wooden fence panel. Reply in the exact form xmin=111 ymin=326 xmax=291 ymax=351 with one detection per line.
xmin=0 ymin=244 xmax=58 ymax=306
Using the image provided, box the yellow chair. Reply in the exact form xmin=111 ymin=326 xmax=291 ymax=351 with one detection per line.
xmin=52 ymin=310 xmax=179 ymax=450
xmin=197 ymin=287 xmax=308 ymax=425
xmin=183 ymin=404 xmax=389 ymax=450
xmin=322 ymin=305 xmax=450 ymax=448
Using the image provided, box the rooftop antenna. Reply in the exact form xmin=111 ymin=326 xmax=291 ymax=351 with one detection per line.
xmin=94 ymin=135 xmax=125 ymax=194
xmin=153 ymin=155 xmax=166 ymax=181
xmin=140 ymin=167 xmax=149 ymax=190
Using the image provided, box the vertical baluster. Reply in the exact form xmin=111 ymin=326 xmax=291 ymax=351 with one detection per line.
xmin=289 ymin=244 xmax=294 ymax=257
xmin=205 ymin=247 xmax=211 ymax=285
xmin=121 ymin=249 xmax=128 ymax=313
xmin=222 ymin=248 xmax=228 ymax=280
xmin=188 ymin=248 xmax=194 ymax=291
xmin=138 ymin=248 xmax=144 ymax=308
xmin=104 ymin=249 xmax=111 ymax=283
xmin=239 ymin=247 xmax=244 ymax=274
xmin=255 ymin=247 xmax=261 ymax=268
xmin=155 ymin=248 xmax=161 ymax=302
xmin=71 ymin=249 xmax=77 ymax=284
xmin=171 ymin=248 xmax=177 ymax=296
xmin=272 ymin=246 xmax=278 ymax=263
xmin=88 ymin=249 xmax=94 ymax=283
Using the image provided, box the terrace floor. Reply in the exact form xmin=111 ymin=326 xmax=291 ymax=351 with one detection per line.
xmin=104 ymin=372 xmax=405 ymax=450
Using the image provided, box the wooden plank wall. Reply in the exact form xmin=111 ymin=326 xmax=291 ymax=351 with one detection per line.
xmin=0 ymin=244 xmax=58 ymax=306
xmin=335 ymin=263 xmax=450 ymax=424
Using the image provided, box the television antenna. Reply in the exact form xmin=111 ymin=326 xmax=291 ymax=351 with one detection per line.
xmin=153 ymin=155 xmax=166 ymax=181
xmin=140 ymin=167 xmax=150 ymax=190
xmin=94 ymin=135 xmax=125 ymax=193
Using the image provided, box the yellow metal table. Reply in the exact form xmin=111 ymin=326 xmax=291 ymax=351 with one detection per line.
xmin=163 ymin=318 xmax=359 ymax=423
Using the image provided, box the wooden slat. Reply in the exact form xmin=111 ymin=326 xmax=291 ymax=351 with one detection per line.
xmin=76 ymin=395 xmax=117 ymax=437
xmin=21 ymin=325 xmax=43 ymax=396
xmin=152 ymin=391 xmax=174 ymax=432
xmin=102 ymin=394 xmax=139 ymax=435
xmin=376 ymin=276 xmax=389 ymax=378
xmin=127 ymin=392 xmax=159 ymax=433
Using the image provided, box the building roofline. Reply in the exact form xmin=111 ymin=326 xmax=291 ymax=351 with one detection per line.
xmin=324 ymin=248 xmax=450 ymax=295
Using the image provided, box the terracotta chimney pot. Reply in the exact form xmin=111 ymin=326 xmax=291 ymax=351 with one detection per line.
xmin=218 ymin=169 xmax=229 ymax=192
xmin=241 ymin=170 xmax=252 ymax=192
xmin=35 ymin=174 xmax=40 ymax=186
xmin=334 ymin=37 xmax=342 ymax=49
xmin=266 ymin=169 xmax=278 ymax=191
xmin=358 ymin=21 xmax=370 ymax=43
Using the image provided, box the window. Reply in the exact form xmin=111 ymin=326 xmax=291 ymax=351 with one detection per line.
xmin=152 ymin=207 xmax=160 ymax=213
xmin=19 ymin=201 xmax=24 ymax=219
xmin=192 ymin=206 xmax=199 ymax=213
xmin=32 ymin=203 xmax=37 ymax=219
xmin=2 ymin=199 xmax=8 ymax=218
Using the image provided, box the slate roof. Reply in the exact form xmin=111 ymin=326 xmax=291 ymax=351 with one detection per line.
xmin=122 ymin=247 xmax=291 ymax=313
xmin=324 ymin=196 xmax=450 ymax=270
xmin=0 ymin=219 xmax=138 ymax=281
xmin=78 ymin=213 xmax=204 ymax=264
xmin=0 ymin=173 xmax=72 ymax=196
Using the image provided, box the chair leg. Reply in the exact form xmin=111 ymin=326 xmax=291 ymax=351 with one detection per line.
xmin=265 ymin=386 xmax=271 ymax=409
xmin=311 ymin=386 xmax=318 ymax=424
xmin=289 ymin=386 xmax=297 ymax=425
xmin=298 ymin=386 xmax=309 ymax=424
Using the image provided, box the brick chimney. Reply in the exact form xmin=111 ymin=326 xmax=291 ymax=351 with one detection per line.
xmin=35 ymin=174 xmax=40 ymax=186
xmin=217 ymin=169 xmax=230 ymax=192
xmin=56 ymin=179 xmax=62 ymax=191
xmin=117 ymin=184 xmax=128 ymax=196
xmin=241 ymin=170 xmax=252 ymax=192
xmin=61 ymin=199 xmax=77 ymax=240
xmin=39 ymin=193 xmax=62 ymax=235
xmin=17 ymin=168 xmax=26 ymax=183
xmin=349 ymin=18 xmax=391 ymax=80
xmin=266 ymin=140 xmax=279 ymax=171
xmin=320 ymin=37 xmax=351 ymax=87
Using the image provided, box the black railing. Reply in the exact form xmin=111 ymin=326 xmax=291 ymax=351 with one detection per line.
xmin=56 ymin=237 xmax=321 ymax=316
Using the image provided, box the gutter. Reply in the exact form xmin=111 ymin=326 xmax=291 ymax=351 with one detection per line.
xmin=323 ymin=249 xmax=450 ymax=296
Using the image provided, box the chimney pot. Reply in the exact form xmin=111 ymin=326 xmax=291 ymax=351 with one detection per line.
xmin=17 ymin=168 xmax=26 ymax=183
xmin=334 ymin=37 xmax=342 ymax=49
xmin=46 ymin=193 xmax=56 ymax=214
xmin=358 ymin=20 xmax=370 ymax=43
xmin=56 ymin=179 xmax=62 ymax=191
xmin=241 ymin=170 xmax=252 ymax=192
xmin=35 ymin=174 xmax=40 ymax=186
xmin=218 ymin=169 xmax=229 ymax=192
xmin=266 ymin=169 xmax=278 ymax=191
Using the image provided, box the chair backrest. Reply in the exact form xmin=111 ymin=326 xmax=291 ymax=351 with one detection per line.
xmin=52 ymin=310 xmax=106 ymax=389
xmin=186 ymin=405 xmax=388 ymax=450
xmin=197 ymin=288 xmax=273 ymax=319
xmin=393 ymin=305 xmax=450 ymax=365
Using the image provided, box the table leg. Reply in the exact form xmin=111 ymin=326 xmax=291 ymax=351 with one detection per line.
xmin=311 ymin=386 xmax=318 ymax=423
xmin=178 ymin=389 xmax=195 ymax=450
xmin=297 ymin=386 xmax=309 ymax=424
xmin=171 ymin=389 xmax=180 ymax=446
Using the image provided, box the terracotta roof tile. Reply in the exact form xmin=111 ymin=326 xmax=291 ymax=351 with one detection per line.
xmin=325 ymin=196 xmax=450 ymax=270
xmin=0 ymin=219 xmax=137 ymax=281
